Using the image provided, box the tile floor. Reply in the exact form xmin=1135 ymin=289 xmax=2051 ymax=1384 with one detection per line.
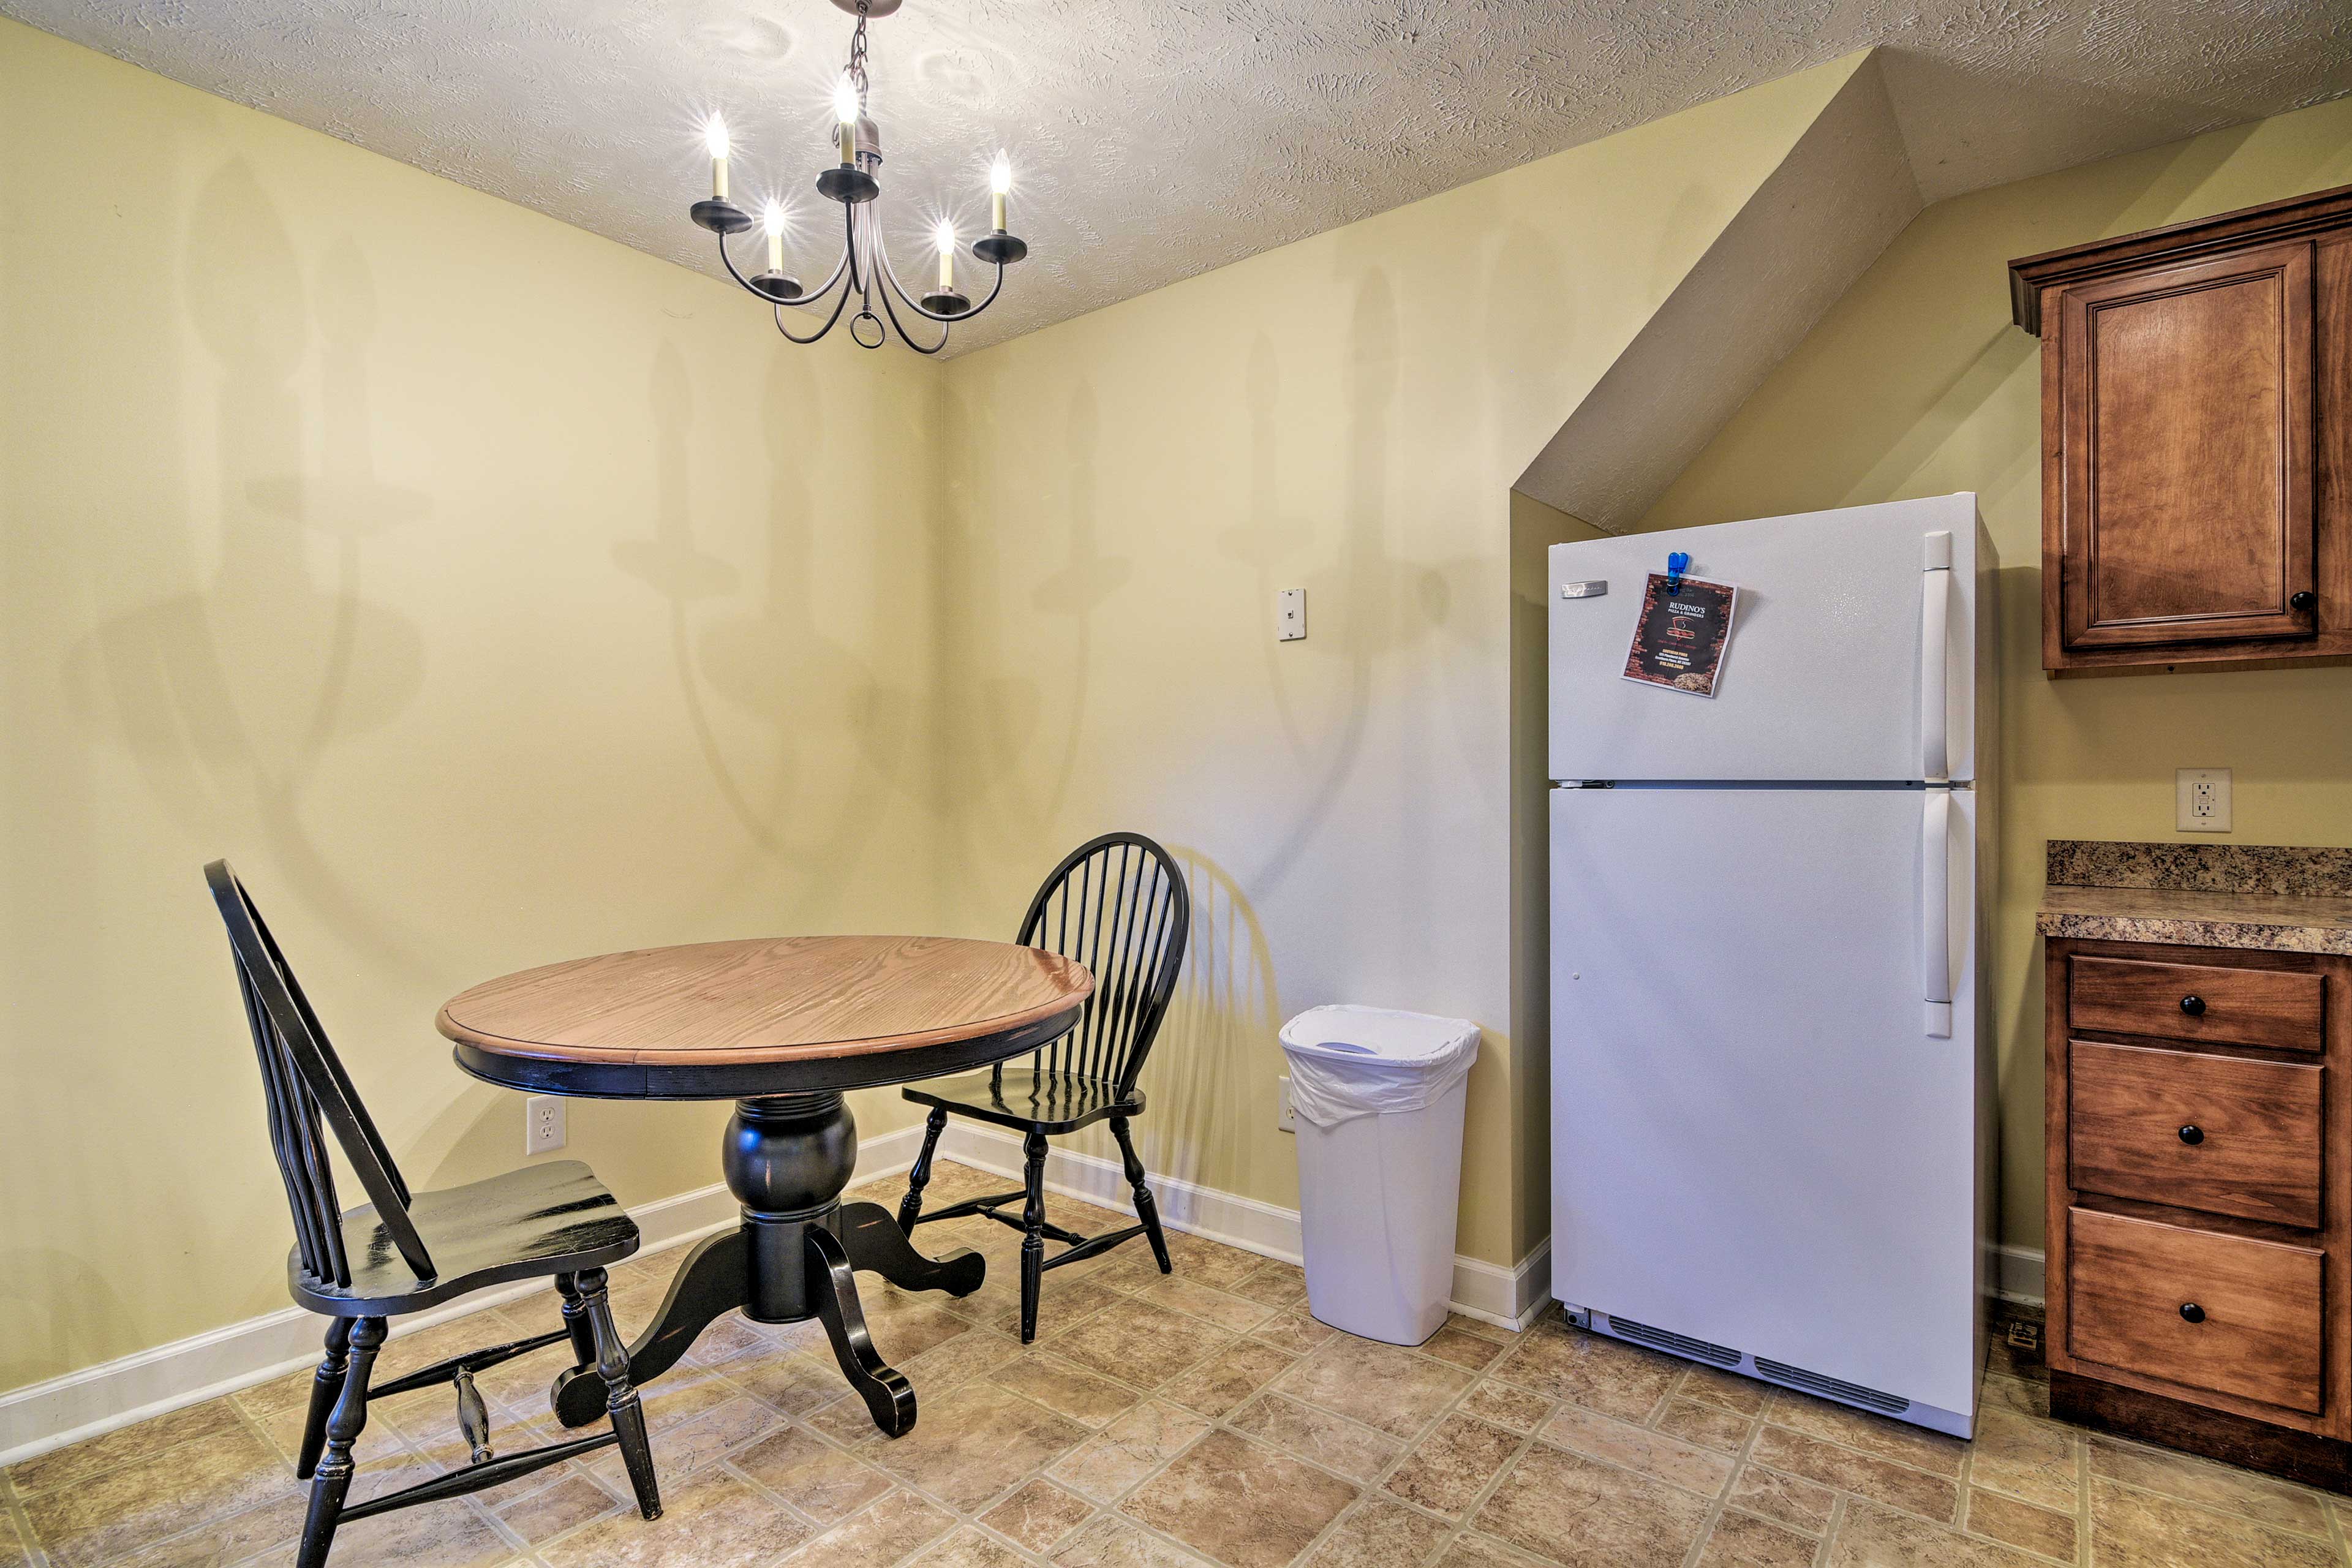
xmin=6 ymin=1159 xmax=2346 ymax=1568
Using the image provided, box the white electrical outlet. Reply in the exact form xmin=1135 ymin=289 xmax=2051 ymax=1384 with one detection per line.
xmin=2176 ymin=767 xmax=2232 ymax=833
xmin=1276 ymin=588 xmax=1306 ymax=642
xmin=526 ymin=1095 xmax=567 ymax=1156
xmin=1277 ymin=1075 xmax=1297 ymax=1133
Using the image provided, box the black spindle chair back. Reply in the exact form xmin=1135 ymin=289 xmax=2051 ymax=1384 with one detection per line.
xmin=206 ymin=861 xmax=436 ymax=1288
xmin=1000 ymin=831 xmax=1189 ymax=1099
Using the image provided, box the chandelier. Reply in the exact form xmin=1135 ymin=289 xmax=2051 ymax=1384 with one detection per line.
xmin=688 ymin=0 xmax=1028 ymax=354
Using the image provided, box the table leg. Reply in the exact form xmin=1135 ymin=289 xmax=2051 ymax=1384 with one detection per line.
xmin=550 ymin=1091 xmax=982 ymax=1435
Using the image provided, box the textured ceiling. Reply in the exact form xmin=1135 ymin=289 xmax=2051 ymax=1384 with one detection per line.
xmin=8 ymin=1 xmax=2350 ymax=356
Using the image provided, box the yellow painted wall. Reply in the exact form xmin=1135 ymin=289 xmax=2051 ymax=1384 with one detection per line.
xmin=930 ymin=59 xmax=1874 ymax=1270
xmin=0 ymin=20 xmax=944 ymax=1390
xmin=1637 ymin=97 xmax=2352 ymax=1255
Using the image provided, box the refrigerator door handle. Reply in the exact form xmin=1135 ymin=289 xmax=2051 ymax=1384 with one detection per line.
xmin=1920 ymin=531 xmax=1952 ymax=784
xmin=1921 ymin=788 xmax=1953 ymax=1038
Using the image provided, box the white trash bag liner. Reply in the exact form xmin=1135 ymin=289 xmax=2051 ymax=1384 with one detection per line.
xmin=1278 ymin=1005 xmax=1481 ymax=1126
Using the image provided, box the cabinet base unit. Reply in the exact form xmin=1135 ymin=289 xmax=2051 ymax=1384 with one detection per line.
xmin=2053 ymin=1371 xmax=2352 ymax=1494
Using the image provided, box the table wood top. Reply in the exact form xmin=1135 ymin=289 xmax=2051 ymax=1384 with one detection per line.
xmin=437 ymin=935 xmax=1093 ymax=1068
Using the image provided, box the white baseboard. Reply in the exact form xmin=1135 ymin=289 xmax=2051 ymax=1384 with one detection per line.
xmin=1994 ymin=1243 xmax=2046 ymax=1306
xmin=0 ymin=1125 xmax=1548 ymax=1469
xmin=917 ymin=1121 xmax=1553 ymax=1330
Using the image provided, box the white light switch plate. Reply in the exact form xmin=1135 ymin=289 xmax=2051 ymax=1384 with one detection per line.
xmin=2176 ymin=767 xmax=2231 ymax=833
xmin=1277 ymin=1075 xmax=1296 ymax=1133
xmin=526 ymin=1095 xmax=567 ymax=1156
xmin=1276 ymin=588 xmax=1306 ymax=642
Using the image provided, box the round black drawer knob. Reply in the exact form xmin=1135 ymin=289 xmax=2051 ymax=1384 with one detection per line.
xmin=2180 ymin=1302 xmax=2206 ymax=1324
xmin=2180 ymin=994 xmax=2206 ymax=1017
xmin=2179 ymin=1125 xmax=2204 ymax=1145
xmin=2291 ymin=590 xmax=2318 ymax=612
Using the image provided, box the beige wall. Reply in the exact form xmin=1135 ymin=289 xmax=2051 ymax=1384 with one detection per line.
xmin=929 ymin=58 xmax=1873 ymax=1270
xmin=1637 ymin=97 xmax=2352 ymax=1255
xmin=0 ymin=20 xmax=945 ymax=1390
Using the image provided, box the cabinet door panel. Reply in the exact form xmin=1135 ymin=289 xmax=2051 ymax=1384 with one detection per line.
xmin=2059 ymin=241 xmax=2314 ymax=649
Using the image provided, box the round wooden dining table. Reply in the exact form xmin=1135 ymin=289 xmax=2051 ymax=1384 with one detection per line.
xmin=437 ymin=934 xmax=1092 ymax=1438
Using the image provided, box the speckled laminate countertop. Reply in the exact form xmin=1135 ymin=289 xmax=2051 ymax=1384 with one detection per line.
xmin=2038 ymin=840 xmax=2352 ymax=956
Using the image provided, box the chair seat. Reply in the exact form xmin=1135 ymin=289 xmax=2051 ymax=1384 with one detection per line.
xmin=292 ymin=1159 xmax=639 ymax=1316
xmin=904 ymin=1068 xmax=1144 ymax=1135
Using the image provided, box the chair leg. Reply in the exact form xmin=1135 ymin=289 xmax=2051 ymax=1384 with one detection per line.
xmin=1110 ymin=1117 xmax=1172 ymax=1275
xmin=294 ymin=1317 xmax=352 ymax=1481
xmin=1019 ymin=1129 xmax=1049 ymax=1344
xmin=899 ymin=1107 xmax=949 ymax=1232
xmin=577 ymin=1267 xmax=662 ymax=1521
xmin=555 ymin=1273 xmax=598 ymax=1369
xmin=296 ymin=1316 xmax=382 ymax=1568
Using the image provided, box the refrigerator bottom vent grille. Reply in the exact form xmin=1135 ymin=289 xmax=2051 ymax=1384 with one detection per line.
xmin=1603 ymin=1315 xmax=1740 ymax=1368
xmin=1753 ymin=1357 xmax=1910 ymax=1415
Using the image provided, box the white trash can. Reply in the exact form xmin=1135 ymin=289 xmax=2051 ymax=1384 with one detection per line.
xmin=1280 ymin=1005 xmax=1481 ymax=1346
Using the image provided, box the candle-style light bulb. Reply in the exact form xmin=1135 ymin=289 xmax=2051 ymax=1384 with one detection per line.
xmin=834 ymin=75 xmax=859 ymax=166
xmin=764 ymin=202 xmax=786 ymax=272
xmin=704 ymin=116 xmax=730 ymax=201
xmin=989 ymin=151 xmax=1011 ymax=232
xmin=934 ymin=219 xmax=956 ymax=290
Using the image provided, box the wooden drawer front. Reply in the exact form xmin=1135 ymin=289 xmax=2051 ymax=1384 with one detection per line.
xmin=2068 ymin=1207 xmax=2323 ymax=1413
xmin=2070 ymin=956 xmax=2324 ymax=1052
xmin=2069 ymin=1042 xmax=2323 ymax=1226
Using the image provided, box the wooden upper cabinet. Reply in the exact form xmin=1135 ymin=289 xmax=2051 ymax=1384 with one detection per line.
xmin=2013 ymin=185 xmax=2352 ymax=674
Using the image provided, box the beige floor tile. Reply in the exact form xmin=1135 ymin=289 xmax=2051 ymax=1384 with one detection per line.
xmin=1121 ymin=1429 xmax=1357 ymax=1568
xmin=1300 ymin=1498 xmax=1450 ymax=1568
xmin=979 ymin=1479 xmax=1095 ymax=1551
xmin=1747 ymin=1427 xmax=1958 ymax=1525
xmin=780 ymin=1488 xmax=957 ymax=1567
xmin=991 ymin=1352 xmax=1145 ymax=1428
xmin=1697 ymin=1510 xmax=1818 ymax=1568
xmin=916 ymin=1526 xmax=1034 ymax=1568
xmin=2086 ymin=1474 xmax=2336 ymax=1568
xmin=1226 ymin=1394 xmax=1403 ymax=1484
xmin=1151 ymin=1235 xmax=1265 ymax=1293
xmin=901 ymin=1327 xmax=1028 ymax=1394
xmin=1431 ymin=1532 xmax=1553 ymax=1568
xmin=2086 ymin=1432 xmax=2332 ymax=1536
xmin=587 ymin=1395 xmax=775 ymax=1490
xmin=1248 ymin=1310 xmax=1336 ymax=1358
xmin=1446 ymin=1314 xmax=1514 ymax=1347
xmin=1226 ymin=1263 xmax=1309 ymax=1310
xmin=1473 ymin=1441 xmax=1712 ymax=1568
xmin=1826 ymin=1499 xmax=2050 ymax=1567
xmin=1054 ymin=1302 xmax=1231 ymax=1390
xmin=731 ymin=1424 xmax=892 ymax=1524
xmin=1975 ymin=1376 xmax=2048 ymax=1422
xmin=1675 ymin=1367 xmax=1770 ymax=1418
xmin=22 ymin=1423 xmax=296 ymax=1567
xmin=115 ymin=1493 xmax=312 ymax=1568
xmin=1962 ymin=1488 xmax=2075 ymax=1564
xmin=1381 ymin=1413 xmax=1524 ymax=1518
xmin=729 ymin=1351 xmax=859 ymax=1419
xmin=868 ymin=1381 xmax=1092 ymax=1512
xmin=1964 ymin=1411 xmax=2076 ymax=1513
xmin=1273 ymin=1338 xmax=1472 ymax=1440
xmin=7 ymin=1398 xmax=252 ymax=1499
xmin=1419 ymin=1329 xmax=1509 ymax=1373
xmin=1489 ymin=1329 xmax=1678 ymax=1424
xmin=1654 ymin=1398 xmax=1754 ymax=1455
xmin=1129 ymin=1277 xmax=1276 ymax=1336
xmin=985 ymin=1281 xmax=1126 ymax=1344
xmin=1536 ymin=1406 xmax=1733 ymax=1498
xmin=1161 ymin=1341 xmax=1296 ymax=1420
xmin=1724 ymin=1464 xmax=1835 ymax=1534
xmin=858 ymin=1289 xmax=979 ymax=1365
xmin=1050 ymin=1515 xmax=1213 ymax=1567
xmin=1764 ymin=1392 xmax=1966 ymax=1479
xmin=1458 ymin=1383 xmax=1551 ymax=1434
xmin=492 ymin=1472 xmax=624 ymax=1546
xmin=1047 ymin=1401 xmax=1208 ymax=1504
xmin=541 ymin=1464 xmax=809 ymax=1568
xmin=284 ymin=1497 xmax=518 ymax=1568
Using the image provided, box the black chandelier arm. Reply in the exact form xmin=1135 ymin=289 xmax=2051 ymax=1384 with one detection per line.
xmin=772 ymin=271 xmax=858 ymax=345
xmin=715 ymin=222 xmax=853 ymax=317
xmin=872 ymin=225 xmax=1009 ymax=325
xmin=872 ymin=271 xmax=951 ymax=355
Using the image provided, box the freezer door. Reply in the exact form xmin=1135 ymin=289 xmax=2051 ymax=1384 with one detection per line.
xmin=1550 ymin=784 xmax=1978 ymax=1420
xmin=1548 ymin=496 xmax=1980 ymax=783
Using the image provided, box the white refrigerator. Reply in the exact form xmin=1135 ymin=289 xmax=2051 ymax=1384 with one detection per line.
xmin=1547 ymin=494 xmax=1996 ymax=1437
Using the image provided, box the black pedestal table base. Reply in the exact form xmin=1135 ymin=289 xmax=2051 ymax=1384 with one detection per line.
xmin=551 ymin=1092 xmax=982 ymax=1435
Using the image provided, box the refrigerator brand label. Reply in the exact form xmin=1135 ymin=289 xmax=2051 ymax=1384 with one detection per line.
xmin=1623 ymin=573 xmax=1737 ymax=698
